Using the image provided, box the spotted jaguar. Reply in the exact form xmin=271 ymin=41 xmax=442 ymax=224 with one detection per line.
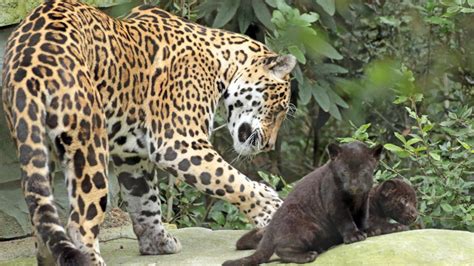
xmin=1 ymin=0 xmax=296 ymax=264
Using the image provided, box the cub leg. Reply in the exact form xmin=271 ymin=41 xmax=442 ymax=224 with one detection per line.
xmin=331 ymin=208 xmax=367 ymax=244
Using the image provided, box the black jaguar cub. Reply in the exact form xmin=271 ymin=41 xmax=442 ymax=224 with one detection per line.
xmin=223 ymin=141 xmax=382 ymax=265
xmin=367 ymin=179 xmax=418 ymax=236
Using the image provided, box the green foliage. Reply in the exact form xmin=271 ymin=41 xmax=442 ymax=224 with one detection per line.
xmin=382 ymin=98 xmax=473 ymax=231
xmin=1 ymin=0 xmax=472 ymax=236
xmin=342 ymin=96 xmax=473 ymax=231
xmin=264 ymin=0 xmax=347 ymax=120
xmin=258 ymin=171 xmax=294 ymax=198
xmin=132 ymin=0 xmax=474 ymax=232
xmin=196 ymin=0 xmax=274 ymax=33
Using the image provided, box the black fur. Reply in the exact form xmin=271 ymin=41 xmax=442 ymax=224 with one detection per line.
xmin=367 ymin=179 xmax=418 ymax=236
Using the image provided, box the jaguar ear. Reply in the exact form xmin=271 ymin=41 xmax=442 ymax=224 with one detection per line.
xmin=265 ymin=54 xmax=297 ymax=80
xmin=380 ymin=180 xmax=396 ymax=197
xmin=327 ymin=143 xmax=341 ymax=160
xmin=371 ymin=144 xmax=383 ymax=160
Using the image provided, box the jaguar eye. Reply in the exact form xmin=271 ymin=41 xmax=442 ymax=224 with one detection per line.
xmin=274 ymin=104 xmax=285 ymax=113
xmin=274 ymin=103 xmax=289 ymax=115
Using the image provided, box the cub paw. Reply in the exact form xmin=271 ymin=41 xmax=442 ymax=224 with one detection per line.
xmin=387 ymin=223 xmax=409 ymax=233
xmin=367 ymin=227 xmax=382 ymax=237
xmin=305 ymin=251 xmax=319 ymax=263
xmin=138 ymin=229 xmax=182 ymax=255
xmin=343 ymin=230 xmax=367 ymax=244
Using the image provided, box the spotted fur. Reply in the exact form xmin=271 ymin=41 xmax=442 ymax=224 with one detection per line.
xmin=1 ymin=0 xmax=296 ymax=265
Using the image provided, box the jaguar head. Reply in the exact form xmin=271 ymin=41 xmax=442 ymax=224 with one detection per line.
xmin=224 ymin=54 xmax=296 ymax=156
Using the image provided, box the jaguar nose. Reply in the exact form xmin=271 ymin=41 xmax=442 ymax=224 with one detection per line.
xmin=238 ymin=123 xmax=252 ymax=143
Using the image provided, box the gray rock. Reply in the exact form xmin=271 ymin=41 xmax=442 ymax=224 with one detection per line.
xmin=0 ymin=228 xmax=472 ymax=265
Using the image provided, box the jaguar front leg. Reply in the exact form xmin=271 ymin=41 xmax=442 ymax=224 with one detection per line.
xmin=152 ymin=138 xmax=283 ymax=228
xmin=112 ymin=157 xmax=181 ymax=255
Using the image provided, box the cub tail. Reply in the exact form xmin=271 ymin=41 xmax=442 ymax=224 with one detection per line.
xmin=223 ymin=231 xmax=274 ymax=266
xmin=236 ymin=228 xmax=265 ymax=250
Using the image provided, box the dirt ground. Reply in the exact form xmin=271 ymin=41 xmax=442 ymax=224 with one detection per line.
xmin=101 ymin=207 xmax=132 ymax=229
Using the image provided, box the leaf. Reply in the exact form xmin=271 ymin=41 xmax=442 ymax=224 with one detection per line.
xmin=314 ymin=63 xmax=348 ymax=74
xmin=447 ymin=5 xmax=461 ymax=13
xmin=270 ymin=10 xmax=286 ymax=28
xmin=425 ymin=16 xmax=453 ymax=26
xmin=461 ymin=107 xmax=472 ymax=119
xmin=288 ymin=45 xmax=306 ymax=64
xmin=395 ymin=132 xmax=407 ymax=144
xmin=252 ymin=0 xmax=276 ymax=31
xmin=406 ymin=137 xmax=422 ymax=146
xmin=210 ymin=211 xmax=226 ymax=225
xmin=313 ymin=84 xmax=331 ymax=112
xmin=316 ymin=0 xmax=336 ymax=15
xmin=440 ymin=120 xmax=456 ymax=127
xmin=292 ymin=64 xmax=304 ymax=84
xmin=384 ymin=144 xmax=405 ymax=152
xmin=265 ymin=0 xmax=277 ymax=8
xmin=308 ymin=37 xmax=343 ymax=60
xmin=212 ymin=0 xmax=241 ymax=28
xmin=274 ymin=0 xmax=293 ymax=13
xmin=393 ymin=96 xmax=408 ymax=104
xmin=355 ymin=123 xmax=371 ymax=135
xmin=422 ymin=124 xmax=434 ymax=133
xmin=238 ymin=0 xmax=254 ymax=33
xmin=441 ymin=203 xmax=453 ymax=213
xmin=196 ymin=1 xmax=218 ymax=18
xmin=300 ymin=12 xmax=319 ymax=24
xmin=460 ymin=7 xmax=474 ymax=12
xmin=429 ymin=152 xmax=441 ymax=161
xmin=328 ymin=103 xmax=342 ymax=120
xmin=457 ymin=139 xmax=472 ymax=150
xmin=299 ymin=79 xmax=313 ymax=105
xmin=327 ymin=88 xmax=349 ymax=108
xmin=413 ymin=93 xmax=424 ymax=102
xmin=379 ymin=16 xmax=401 ymax=26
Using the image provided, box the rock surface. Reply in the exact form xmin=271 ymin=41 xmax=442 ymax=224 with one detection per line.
xmin=0 ymin=227 xmax=472 ymax=265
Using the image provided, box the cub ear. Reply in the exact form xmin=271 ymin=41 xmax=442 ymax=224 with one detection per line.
xmin=371 ymin=144 xmax=383 ymax=160
xmin=380 ymin=180 xmax=396 ymax=197
xmin=265 ymin=54 xmax=297 ymax=80
xmin=327 ymin=143 xmax=341 ymax=160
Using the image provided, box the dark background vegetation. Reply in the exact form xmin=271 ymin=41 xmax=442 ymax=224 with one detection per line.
xmin=0 ymin=0 xmax=472 ymax=238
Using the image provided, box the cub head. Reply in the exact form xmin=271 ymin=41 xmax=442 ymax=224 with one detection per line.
xmin=224 ymin=54 xmax=296 ymax=156
xmin=327 ymin=141 xmax=383 ymax=195
xmin=378 ymin=179 xmax=418 ymax=225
